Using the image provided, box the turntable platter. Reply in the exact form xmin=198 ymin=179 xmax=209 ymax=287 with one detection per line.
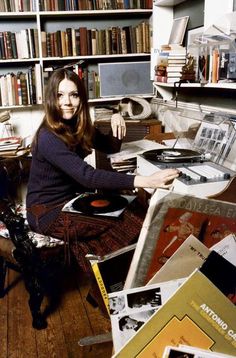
xmin=142 ymin=148 xmax=203 ymax=163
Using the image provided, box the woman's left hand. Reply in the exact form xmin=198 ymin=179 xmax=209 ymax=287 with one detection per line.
xmin=111 ymin=113 xmax=126 ymax=140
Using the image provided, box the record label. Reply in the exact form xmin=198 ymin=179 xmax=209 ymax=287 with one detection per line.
xmin=72 ymin=193 xmax=128 ymax=214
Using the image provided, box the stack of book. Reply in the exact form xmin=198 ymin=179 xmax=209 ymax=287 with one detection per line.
xmin=166 ymin=46 xmax=187 ymax=83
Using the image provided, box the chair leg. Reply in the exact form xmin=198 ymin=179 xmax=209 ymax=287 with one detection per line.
xmin=13 ymin=248 xmax=48 ymax=330
xmin=24 ymin=272 xmax=48 ymax=330
xmin=0 ymin=256 xmax=7 ymax=298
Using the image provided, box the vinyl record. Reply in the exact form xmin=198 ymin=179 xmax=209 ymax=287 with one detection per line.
xmin=142 ymin=148 xmax=203 ymax=163
xmin=72 ymin=193 xmax=129 ymax=214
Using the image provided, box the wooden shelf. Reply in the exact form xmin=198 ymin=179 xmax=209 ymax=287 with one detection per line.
xmin=39 ymin=9 xmax=152 ymax=17
xmin=154 ymin=0 xmax=186 ymax=6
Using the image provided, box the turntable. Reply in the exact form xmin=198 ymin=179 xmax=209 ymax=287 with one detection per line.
xmin=137 ymin=148 xmax=236 ymax=197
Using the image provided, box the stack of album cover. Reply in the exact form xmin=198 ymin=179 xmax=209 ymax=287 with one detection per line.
xmin=108 ymin=189 xmax=236 ymax=358
xmin=94 ymin=106 xmax=117 ymax=121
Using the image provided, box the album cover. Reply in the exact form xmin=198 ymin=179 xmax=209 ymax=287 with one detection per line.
xmin=163 ymin=345 xmax=236 ymax=358
xmin=113 ymin=270 xmax=236 ymax=358
xmin=125 ymin=189 xmax=236 ymax=289
xmin=200 ymin=250 xmax=236 ymax=305
xmin=147 ymin=234 xmax=210 ymax=286
xmin=109 ymin=278 xmax=184 ymax=353
xmin=210 ymin=233 xmax=236 ymax=266
xmin=145 ymin=207 xmax=209 ymax=281
xmin=62 ymin=192 xmax=135 ymax=218
xmin=86 ymin=244 xmax=136 ymax=314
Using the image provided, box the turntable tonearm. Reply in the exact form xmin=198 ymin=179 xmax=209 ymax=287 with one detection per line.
xmin=137 ymin=148 xmax=236 ymax=197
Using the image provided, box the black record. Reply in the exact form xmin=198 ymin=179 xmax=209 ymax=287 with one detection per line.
xmin=72 ymin=193 xmax=128 ymax=214
xmin=142 ymin=148 xmax=203 ymax=163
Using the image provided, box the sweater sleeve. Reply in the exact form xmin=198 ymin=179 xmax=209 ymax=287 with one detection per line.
xmin=93 ymin=127 xmax=122 ymax=154
xmin=37 ymin=129 xmax=135 ymax=190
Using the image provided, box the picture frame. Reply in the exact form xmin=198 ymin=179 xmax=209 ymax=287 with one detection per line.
xmin=168 ymin=16 xmax=189 ymax=45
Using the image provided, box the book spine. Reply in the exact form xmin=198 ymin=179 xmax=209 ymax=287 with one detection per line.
xmin=4 ymin=31 xmax=13 ymax=59
xmin=66 ymin=28 xmax=73 ymax=56
xmin=41 ymin=31 xmax=47 ymax=58
xmin=0 ymin=32 xmax=6 ymax=60
xmin=35 ymin=63 xmax=43 ymax=104
xmin=79 ymin=27 xmax=88 ymax=56
xmin=10 ymin=32 xmax=18 ymax=59
xmin=16 ymin=74 xmax=22 ymax=106
xmin=46 ymin=32 xmax=52 ymax=57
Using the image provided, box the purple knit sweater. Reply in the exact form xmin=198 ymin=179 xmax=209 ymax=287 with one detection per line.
xmin=26 ymin=127 xmax=135 ymax=232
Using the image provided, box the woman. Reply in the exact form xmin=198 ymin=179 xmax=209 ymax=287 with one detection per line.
xmin=26 ymin=68 xmax=179 ymax=273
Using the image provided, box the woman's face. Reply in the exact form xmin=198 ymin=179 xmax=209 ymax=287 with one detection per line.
xmin=57 ymin=77 xmax=80 ymax=120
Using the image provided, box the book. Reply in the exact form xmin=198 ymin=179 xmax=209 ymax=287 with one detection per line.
xmin=86 ymin=243 xmax=136 ymax=313
xmin=113 ymin=270 xmax=236 ymax=357
xmin=125 ymin=189 xmax=236 ymax=289
xmin=109 ymin=278 xmax=184 ymax=353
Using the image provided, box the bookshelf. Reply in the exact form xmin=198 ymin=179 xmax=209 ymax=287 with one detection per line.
xmin=152 ymin=0 xmax=236 ymax=103
xmin=0 ymin=2 xmax=152 ymax=110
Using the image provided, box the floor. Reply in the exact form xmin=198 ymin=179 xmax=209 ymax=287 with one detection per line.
xmin=0 ymin=264 xmax=114 ymax=358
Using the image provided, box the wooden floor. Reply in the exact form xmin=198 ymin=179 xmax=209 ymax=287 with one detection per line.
xmin=0 ymin=264 xmax=113 ymax=358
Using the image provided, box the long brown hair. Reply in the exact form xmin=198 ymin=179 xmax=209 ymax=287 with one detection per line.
xmin=33 ymin=68 xmax=94 ymax=152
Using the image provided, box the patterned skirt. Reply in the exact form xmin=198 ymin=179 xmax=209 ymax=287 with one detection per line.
xmin=42 ymin=199 xmax=146 ymax=275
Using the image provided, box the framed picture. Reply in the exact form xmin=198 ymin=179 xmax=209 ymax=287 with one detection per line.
xmin=187 ymin=26 xmax=205 ymax=48
xmin=168 ymin=16 xmax=189 ymax=45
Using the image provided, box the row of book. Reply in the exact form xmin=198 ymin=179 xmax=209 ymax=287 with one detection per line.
xmin=41 ymin=22 xmax=150 ymax=58
xmin=196 ymin=47 xmax=234 ymax=84
xmin=39 ymin=0 xmax=152 ymax=11
xmin=87 ymin=188 xmax=236 ymax=357
xmin=0 ymin=0 xmax=152 ymax=12
xmin=43 ymin=64 xmax=100 ymax=99
xmin=0 ymin=0 xmax=36 ymax=12
xmin=0 ymin=64 xmax=43 ymax=107
xmin=0 ymin=29 xmax=39 ymax=60
xmin=0 ymin=62 xmax=102 ymax=108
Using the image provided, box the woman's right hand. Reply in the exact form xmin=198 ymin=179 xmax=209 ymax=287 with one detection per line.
xmin=134 ymin=168 xmax=180 ymax=189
